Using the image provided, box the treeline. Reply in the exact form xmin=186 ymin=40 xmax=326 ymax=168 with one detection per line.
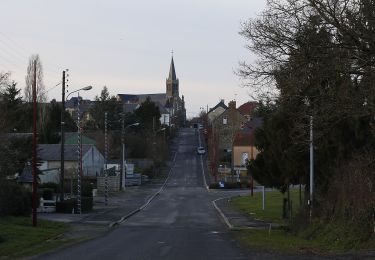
xmin=240 ymin=0 xmax=374 ymax=244
xmin=0 ymin=75 xmax=171 ymax=180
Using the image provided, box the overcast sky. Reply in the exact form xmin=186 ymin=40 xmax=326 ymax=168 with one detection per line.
xmin=0 ymin=0 xmax=267 ymax=118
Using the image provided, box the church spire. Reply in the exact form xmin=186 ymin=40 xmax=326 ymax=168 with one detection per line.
xmin=166 ymin=54 xmax=179 ymax=98
xmin=168 ymin=56 xmax=177 ymax=81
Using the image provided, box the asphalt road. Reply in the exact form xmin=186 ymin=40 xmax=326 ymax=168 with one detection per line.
xmin=36 ymin=128 xmax=302 ymax=260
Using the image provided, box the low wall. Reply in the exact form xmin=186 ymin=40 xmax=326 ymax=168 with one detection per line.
xmin=97 ymin=175 xmax=120 ymax=193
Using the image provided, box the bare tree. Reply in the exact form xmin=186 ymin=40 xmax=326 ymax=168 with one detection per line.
xmin=0 ymin=72 xmax=11 ymax=94
xmin=0 ymin=72 xmax=11 ymax=132
xmin=24 ymin=54 xmax=46 ymax=103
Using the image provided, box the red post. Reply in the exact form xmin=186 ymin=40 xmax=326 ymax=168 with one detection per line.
xmin=32 ymin=60 xmax=38 ymax=227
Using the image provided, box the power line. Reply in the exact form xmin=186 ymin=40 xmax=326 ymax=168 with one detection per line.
xmin=0 ymin=31 xmax=62 ymax=78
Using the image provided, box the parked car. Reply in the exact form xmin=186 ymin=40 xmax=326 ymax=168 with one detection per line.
xmin=197 ymin=146 xmax=206 ymax=155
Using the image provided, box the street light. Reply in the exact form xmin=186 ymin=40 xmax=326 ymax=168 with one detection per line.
xmin=304 ymin=97 xmax=314 ymax=221
xmin=66 ymin=86 xmax=93 ymax=100
xmin=60 ymin=82 xmax=92 ymax=203
xmin=121 ymin=122 xmax=140 ymax=190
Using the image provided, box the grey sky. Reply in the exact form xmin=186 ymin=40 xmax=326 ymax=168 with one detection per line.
xmin=0 ymin=0 xmax=266 ymax=117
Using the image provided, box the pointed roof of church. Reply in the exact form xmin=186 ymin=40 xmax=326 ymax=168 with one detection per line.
xmin=168 ymin=56 xmax=177 ymax=80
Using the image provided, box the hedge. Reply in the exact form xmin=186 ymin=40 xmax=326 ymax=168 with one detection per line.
xmin=0 ymin=181 xmax=31 ymax=216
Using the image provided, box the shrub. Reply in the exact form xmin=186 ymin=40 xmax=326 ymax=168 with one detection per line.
xmin=142 ymin=166 xmax=155 ymax=179
xmin=0 ymin=181 xmax=32 ymax=216
xmin=209 ymin=183 xmax=220 ymax=189
xmin=82 ymin=181 xmax=94 ymax=197
xmin=56 ymin=198 xmax=75 ymax=213
xmin=42 ymin=188 xmax=54 ymax=200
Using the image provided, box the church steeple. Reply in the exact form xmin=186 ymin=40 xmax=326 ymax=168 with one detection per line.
xmin=166 ymin=55 xmax=179 ymax=98
xmin=168 ymin=57 xmax=177 ymax=81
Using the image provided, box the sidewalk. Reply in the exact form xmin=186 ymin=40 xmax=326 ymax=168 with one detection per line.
xmin=37 ymin=181 xmax=165 ymax=242
xmin=213 ymin=196 xmax=279 ymax=230
xmin=38 ymin=182 xmax=164 ymax=226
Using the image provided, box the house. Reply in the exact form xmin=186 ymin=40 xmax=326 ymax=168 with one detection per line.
xmin=117 ymin=56 xmax=186 ymax=126
xmin=207 ymin=99 xmax=228 ymax=124
xmin=65 ymin=97 xmax=94 ymax=122
xmin=232 ymin=132 xmax=259 ymax=179
xmin=123 ymin=103 xmax=140 ymax=114
xmin=211 ymin=100 xmax=247 ymax=156
xmin=38 ymin=144 xmax=105 ymax=178
xmin=63 ymin=132 xmax=97 ymax=145
xmin=157 ymin=103 xmax=171 ymax=126
xmin=237 ymin=101 xmax=258 ymax=121
xmin=18 ymin=162 xmax=60 ymax=186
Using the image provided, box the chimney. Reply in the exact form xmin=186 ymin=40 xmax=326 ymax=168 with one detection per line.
xmin=228 ymin=100 xmax=236 ymax=109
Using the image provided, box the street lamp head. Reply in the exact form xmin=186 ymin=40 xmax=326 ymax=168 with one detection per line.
xmin=133 ymin=123 xmax=140 ymax=126
xmin=82 ymin=86 xmax=93 ymax=91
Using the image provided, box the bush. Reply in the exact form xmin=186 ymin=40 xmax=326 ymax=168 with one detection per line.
xmin=82 ymin=181 xmax=94 ymax=197
xmin=56 ymin=198 xmax=75 ymax=213
xmin=209 ymin=183 xmax=220 ymax=189
xmin=142 ymin=166 xmax=155 ymax=179
xmin=56 ymin=197 xmax=93 ymax=213
xmin=42 ymin=188 xmax=54 ymax=200
xmin=0 ymin=181 xmax=31 ymax=216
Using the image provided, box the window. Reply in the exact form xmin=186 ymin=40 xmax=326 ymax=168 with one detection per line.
xmin=223 ymin=117 xmax=227 ymax=125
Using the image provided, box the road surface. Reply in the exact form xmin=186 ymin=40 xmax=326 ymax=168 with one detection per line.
xmin=37 ymin=128 xmax=302 ymax=260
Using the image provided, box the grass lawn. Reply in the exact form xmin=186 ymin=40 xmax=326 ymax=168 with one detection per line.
xmin=229 ymin=188 xmax=375 ymax=255
xmin=233 ymin=228 xmax=330 ymax=255
xmin=230 ymin=188 xmax=302 ymax=224
xmin=0 ymin=216 xmax=74 ymax=258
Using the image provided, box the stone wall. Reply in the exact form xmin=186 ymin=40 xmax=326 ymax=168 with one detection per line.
xmin=97 ymin=175 xmax=120 ymax=193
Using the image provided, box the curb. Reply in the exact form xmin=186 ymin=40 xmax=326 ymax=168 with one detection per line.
xmin=212 ymin=197 xmax=233 ymax=229
xmin=108 ymin=151 xmax=178 ymax=227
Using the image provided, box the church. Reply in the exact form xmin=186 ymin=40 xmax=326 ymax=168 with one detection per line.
xmin=117 ymin=56 xmax=186 ymax=127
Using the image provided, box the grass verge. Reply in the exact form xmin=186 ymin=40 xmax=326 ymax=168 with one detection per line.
xmin=0 ymin=216 xmax=74 ymax=258
xmin=229 ymin=189 xmax=375 ymax=255
xmin=233 ymin=228 xmax=328 ymax=255
xmin=230 ymin=188 xmax=302 ymax=224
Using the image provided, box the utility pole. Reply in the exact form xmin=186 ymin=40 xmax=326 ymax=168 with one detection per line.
xmin=309 ymin=115 xmax=314 ymax=221
xmin=250 ymin=145 xmax=254 ymax=197
xmin=121 ymin=114 xmax=125 ymax=190
xmin=32 ymin=60 xmax=37 ymax=227
xmin=105 ymin=112 xmax=108 ymax=206
xmin=60 ymin=70 xmax=66 ymax=202
xmin=76 ymin=94 xmax=82 ymax=214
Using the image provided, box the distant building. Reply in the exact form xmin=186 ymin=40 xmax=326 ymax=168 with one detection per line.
xmin=237 ymin=101 xmax=259 ymax=121
xmin=38 ymin=144 xmax=104 ymax=178
xmin=65 ymin=97 xmax=94 ymax=122
xmin=117 ymin=56 xmax=186 ymax=126
xmin=63 ymin=132 xmax=97 ymax=145
xmin=232 ymin=132 xmax=259 ymax=178
xmin=207 ymin=100 xmax=228 ymax=124
xmin=211 ymin=100 xmax=247 ymax=155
